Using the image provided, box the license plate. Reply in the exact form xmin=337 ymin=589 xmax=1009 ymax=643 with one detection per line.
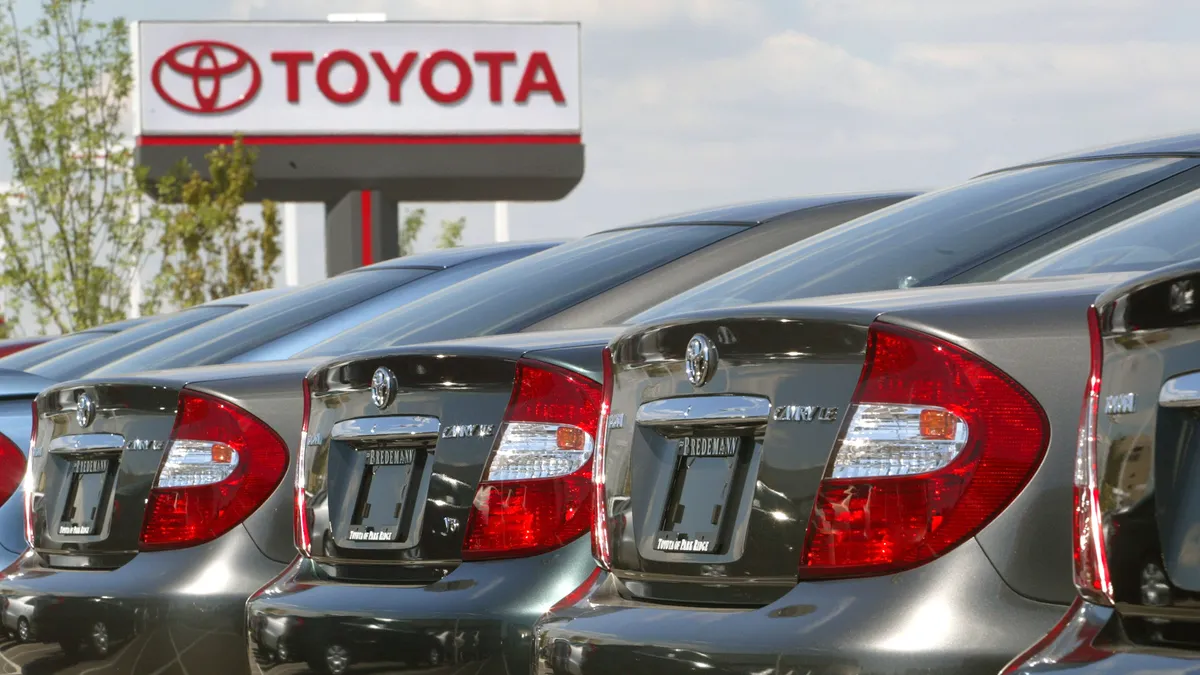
xmin=654 ymin=436 xmax=743 ymax=554
xmin=347 ymin=448 xmax=420 ymax=542
xmin=58 ymin=458 xmax=112 ymax=536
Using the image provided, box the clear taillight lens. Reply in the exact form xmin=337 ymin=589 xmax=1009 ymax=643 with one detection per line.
xmin=23 ymin=400 xmax=37 ymax=547
xmin=294 ymin=377 xmax=312 ymax=557
xmin=140 ymin=390 xmax=288 ymax=550
xmin=591 ymin=347 xmax=614 ymax=569
xmin=1073 ymin=306 xmax=1113 ymax=605
xmin=461 ymin=359 xmax=602 ymax=561
xmin=799 ymin=322 xmax=1050 ymax=578
xmin=831 ymin=404 xmax=969 ymax=478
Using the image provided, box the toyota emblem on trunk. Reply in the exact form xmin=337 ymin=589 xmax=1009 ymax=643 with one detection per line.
xmin=685 ymin=334 xmax=718 ymax=387
xmin=371 ymin=367 xmax=398 ymax=410
xmin=76 ymin=392 xmax=96 ymax=428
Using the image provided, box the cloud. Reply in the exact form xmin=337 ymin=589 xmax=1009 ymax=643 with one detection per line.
xmin=232 ymin=0 xmax=765 ymax=31
xmin=802 ymin=0 xmax=1152 ymax=24
xmin=207 ymin=0 xmax=1200 ymax=244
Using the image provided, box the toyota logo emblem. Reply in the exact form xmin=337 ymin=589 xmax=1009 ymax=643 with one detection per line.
xmin=371 ymin=367 xmax=398 ymax=410
xmin=76 ymin=392 xmax=96 ymax=428
xmin=685 ymin=334 xmax=718 ymax=388
xmin=151 ymin=40 xmax=261 ymax=114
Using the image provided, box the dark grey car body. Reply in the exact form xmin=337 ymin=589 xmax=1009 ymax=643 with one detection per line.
xmin=246 ymin=133 xmax=1200 ymax=675
xmin=0 ymin=193 xmax=913 ymax=675
xmin=0 ymin=290 xmax=287 ymax=565
xmin=1005 ymin=263 xmax=1200 ymax=673
xmin=533 ymin=273 xmax=1139 ymax=675
xmin=0 ymin=244 xmax=558 ymax=572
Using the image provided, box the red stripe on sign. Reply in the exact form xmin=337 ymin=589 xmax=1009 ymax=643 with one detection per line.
xmin=361 ymin=191 xmax=373 ymax=267
xmin=136 ymin=134 xmax=581 ymax=147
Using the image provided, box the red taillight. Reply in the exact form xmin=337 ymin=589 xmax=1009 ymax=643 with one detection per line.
xmin=294 ymin=378 xmax=313 ymax=557
xmin=799 ymin=322 xmax=1050 ymax=578
xmin=591 ymin=348 xmax=614 ymax=569
xmin=1073 ymin=307 xmax=1113 ymax=605
xmin=24 ymin=400 xmax=37 ymax=547
xmin=140 ymin=390 xmax=289 ymax=550
xmin=0 ymin=433 xmax=24 ymax=509
xmin=461 ymin=360 xmax=602 ymax=561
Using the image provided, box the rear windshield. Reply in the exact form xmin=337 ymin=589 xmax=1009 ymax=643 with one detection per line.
xmin=90 ymin=268 xmax=430 ymax=376
xmin=628 ymin=157 xmax=1194 ymax=324
xmin=227 ymin=249 xmax=542 ymax=363
xmin=28 ymin=306 xmax=236 ymax=381
xmin=1005 ymin=189 xmax=1200 ymax=279
xmin=0 ymin=332 xmax=109 ymax=372
xmin=297 ymin=225 xmax=742 ymax=357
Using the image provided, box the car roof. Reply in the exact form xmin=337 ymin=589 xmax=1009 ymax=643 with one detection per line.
xmin=77 ymin=315 xmax=153 ymax=335
xmin=357 ymin=240 xmax=566 ymax=272
xmin=615 ymin=192 xmax=922 ymax=228
xmin=202 ymin=287 xmax=291 ymax=306
xmin=989 ymin=130 xmax=1200 ymax=175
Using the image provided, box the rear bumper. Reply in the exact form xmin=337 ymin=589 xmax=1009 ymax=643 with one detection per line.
xmin=1007 ymin=600 xmax=1200 ymax=674
xmin=0 ymin=524 xmax=283 ymax=675
xmin=246 ymin=535 xmax=597 ymax=675
xmin=534 ymin=539 xmax=1069 ymax=675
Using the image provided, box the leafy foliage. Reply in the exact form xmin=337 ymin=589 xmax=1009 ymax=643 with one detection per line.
xmin=398 ymin=208 xmax=465 ymax=256
xmin=143 ymin=138 xmax=281 ymax=314
xmin=0 ymin=0 xmax=149 ymax=332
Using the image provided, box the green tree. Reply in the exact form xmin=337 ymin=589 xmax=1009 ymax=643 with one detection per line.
xmin=0 ymin=0 xmax=151 ymax=332
xmin=142 ymin=137 xmax=281 ymax=313
xmin=398 ymin=208 xmax=465 ymax=256
xmin=436 ymin=216 xmax=466 ymax=250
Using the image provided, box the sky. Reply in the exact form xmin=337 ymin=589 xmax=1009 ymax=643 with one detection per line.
xmin=8 ymin=0 xmax=1200 ymax=286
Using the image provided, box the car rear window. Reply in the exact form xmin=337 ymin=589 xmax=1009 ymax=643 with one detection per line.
xmin=297 ymin=224 xmax=743 ymax=357
xmin=0 ymin=332 xmax=109 ymax=372
xmin=90 ymin=268 xmax=431 ymax=376
xmin=1006 ymin=189 xmax=1200 ymax=279
xmin=627 ymin=157 xmax=1195 ymax=324
xmin=29 ymin=306 xmax=237 ymax=381
xmin=227 ymin=248 xmax=545 ymax=363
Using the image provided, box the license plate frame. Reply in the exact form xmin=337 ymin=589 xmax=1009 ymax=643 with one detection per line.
xmin=346 ymin=447 xmax=423 ymax=543
xmin=57 ymin=458 xmax=113 ymax=537
xmin=653 ymin=436 xmax=745 ymax=554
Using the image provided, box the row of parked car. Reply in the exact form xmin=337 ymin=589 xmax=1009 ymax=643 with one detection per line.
xmin=0 ymin=133 xmax=1195 ymax=675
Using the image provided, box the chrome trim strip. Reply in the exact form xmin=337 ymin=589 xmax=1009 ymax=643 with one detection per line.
xmin=636 ymin=395 xmax=771 ymax=426
xmin=331 ymin=416 xmax=441 ymax=441
xmin=48 ymin=433 xmax=125 ymax=454
xmin=1160 ymin=372 xmax=1200 ymax=407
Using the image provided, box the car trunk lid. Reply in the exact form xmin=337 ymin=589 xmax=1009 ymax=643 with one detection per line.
xmin=601 ymin=314 xmax=873 ymax=606
xmin=304 ymin=352 xmax=525 ymax=574
xmin=1091 ymin=264 xmax=1200 ymax=633
xmin=30 ymin=382 xmax=181 ymax=566
xmin=301 ymin=330 xmax=617 ymax=582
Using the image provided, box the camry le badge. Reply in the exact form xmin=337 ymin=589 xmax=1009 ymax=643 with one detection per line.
xmin=76 ymin=392 xmax=96 ymax=428
xmin=772 ymin=405 xmax=839 ymax=423
xmin=685 ymin=334 xmax=718 ymax=387
xmin=371 ymin=366 xmax=398 ymax=410
xmin=442 ymin=424 xmax=496 ymax=439
xmin=1104 ymin=393 xmax=1137 ymax=415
